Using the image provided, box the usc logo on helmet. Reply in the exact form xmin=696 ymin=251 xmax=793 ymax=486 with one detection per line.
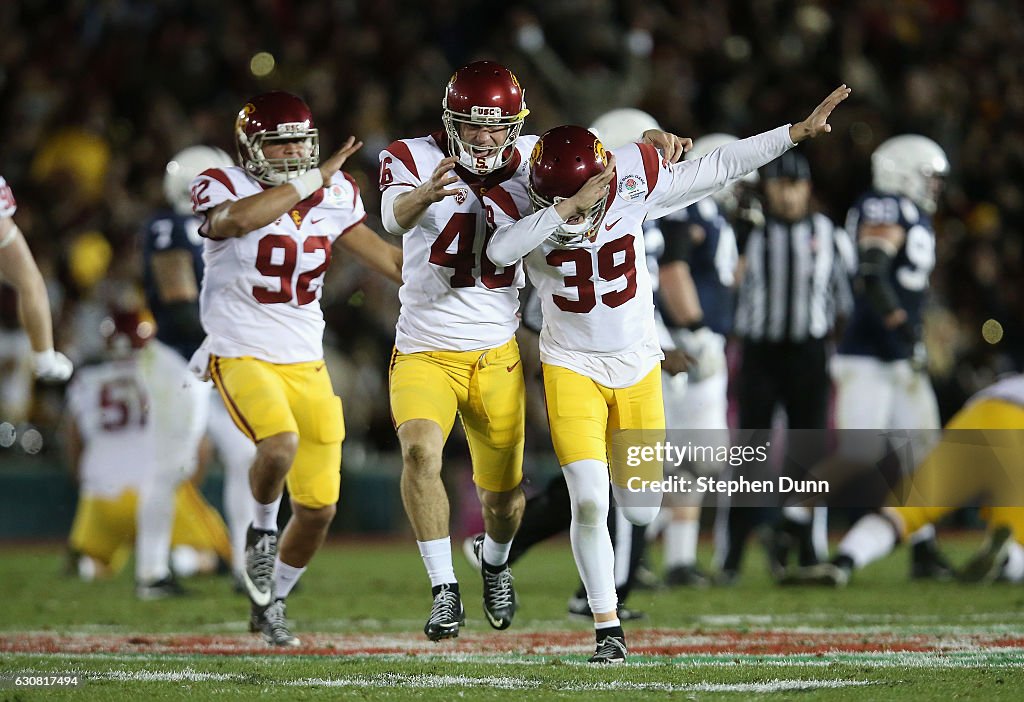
xmin=594 ymin=139 xmax=607 ymax=166
xmin=509 ymin=71 xmax=522 ymax=90
xmin=530 ymin=140 xmax=543 ymax=167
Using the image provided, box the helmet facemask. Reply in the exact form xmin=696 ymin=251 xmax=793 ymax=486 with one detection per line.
xmin=528 ymin=184 xmax=607 ymax=247
xmin=239 ymin=125 xmax=320 ymax=186
xmin=442 ymin=106 xmax=526 ymax=176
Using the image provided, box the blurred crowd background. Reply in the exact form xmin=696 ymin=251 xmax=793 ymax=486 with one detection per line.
xmin=2 ymin=0 xmax=1023 ymax=472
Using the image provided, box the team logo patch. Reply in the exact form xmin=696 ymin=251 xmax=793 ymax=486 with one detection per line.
xmin=322 ymin=183 xmax=348 ymax=207
xmin=617 ymin=173 xmax=647 ymax=202
xmin=455 ymin=188 xmax=468 ymax=205
xmin=529 ymin=140 xmax=543 ymax=166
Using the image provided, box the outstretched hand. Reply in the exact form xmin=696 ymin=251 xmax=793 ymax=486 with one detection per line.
xmin=789 ymin=84 xmax=852 ymax=143
xmin=318 ymin=136 xmax=364 ymax=182
xmin=641 ymin=130 xmax=692 ymax=165
xmin=417 ymin=156 xmax=462 ymax=203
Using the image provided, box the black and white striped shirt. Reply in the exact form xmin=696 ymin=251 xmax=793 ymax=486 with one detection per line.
xmin=735 ymin=213 xmax=854 ymax=343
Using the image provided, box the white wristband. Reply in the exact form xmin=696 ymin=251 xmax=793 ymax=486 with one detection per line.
xmin=289 ymin=170 xmax=324 ymax=200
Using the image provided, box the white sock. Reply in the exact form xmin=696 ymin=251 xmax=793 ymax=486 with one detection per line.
xmin=909 ymin=523 xmax=936 ymax=545
xmin=1003 ymin=541 xmax=1024 ymax=583
xmin=136 ymin=471 xmax=180 ymax=582
xmin=224 ymin=458 xmax=253 ymax=576
xmin=837 ymin=513 xmax=898 ymax=569
xmin=252 ymin=496 xmax=282 ymax=531
xmin=613 ymin=508 xmax=633 ymax=588
xmin=274 ymin=557 xmax=306 ymax=599
xmin=564 ymin=459 xmax=617 ymax=616
xmin=418 ymin=537 xmax=456 ymax=587
xmin=170 ymin=546 xmax=201 ymax=577
xmin=596 ymin=618 xmax=621 ymax=630
xmin=482 ymin=535 xmax=512 ymax=567
xmin=664 ymin=519 xmax=699 ymax=568
xmin=782 ymin=505 xmax=813 ymax=524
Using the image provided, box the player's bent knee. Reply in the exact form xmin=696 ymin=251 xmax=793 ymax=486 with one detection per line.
xmin=258 ymin=432 xmax=299 ymax=474
xmin=479 ymin=487 xmax=524 ymax=520
xmin=292 ymin=501 xmax=337 ymax=530
xmin=398 ymin=420 xmax=443 ymax=474
xmin=574 ymin=497 xmax=608 ymax=527
xmin=618 ymin=504 xmax=661 ymax=527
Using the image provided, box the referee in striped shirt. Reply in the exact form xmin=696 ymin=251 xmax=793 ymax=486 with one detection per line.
xmin=719 ymin=150 xmax=853 ymax=582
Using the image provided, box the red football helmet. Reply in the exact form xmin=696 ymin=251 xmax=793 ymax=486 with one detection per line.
xmin=235 ymin=91 xmax=319 ymax=185
xmin=100 ymin=309 xmax=155 ymax=357
xmin=442 ymin=61 xmax=529 ymax=175
xmin=528 ymin=125 xmax=610 ymax=245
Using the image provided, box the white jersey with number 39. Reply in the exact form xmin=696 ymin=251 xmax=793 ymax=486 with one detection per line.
xmin=190 ymin=166 xmax=366 ymax=363
xmin=486 ymin=126 xmax=796 ymax=387
xmin=379 ymin=134 xmax=535 ymax=353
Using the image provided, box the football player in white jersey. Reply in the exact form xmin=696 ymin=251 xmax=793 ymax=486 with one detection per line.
xmin=378 ymin=62 xmax=685 ymax=641
xmin=65 ymin=309 xmax=231 ymax=585
xmin=485 ymin=84 xmax=851 ymax=663
xmin=0 ymin=175 xmax=73 ymax=382
xmin=190 ymin=91 xmax=402 ymax=646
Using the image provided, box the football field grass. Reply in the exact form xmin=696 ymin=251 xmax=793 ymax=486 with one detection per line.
xmin=2 ymin=533 xmax=1023 ymax=700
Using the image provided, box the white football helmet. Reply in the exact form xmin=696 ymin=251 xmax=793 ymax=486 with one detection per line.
xmin=589 ymin=108 xmax=660 ymax=150
xmin=164 ymin=146 xmax=233 ymax=215
xmin=871 ymin=135 xmax=948 ymax=214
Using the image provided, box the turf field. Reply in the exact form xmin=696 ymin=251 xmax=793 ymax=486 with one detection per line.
xmin=2 ymin=533 xmax=1023 ymax=700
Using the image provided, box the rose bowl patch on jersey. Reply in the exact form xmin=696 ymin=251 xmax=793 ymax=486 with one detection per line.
xmin=618 ymin=173 xmax=647 ymax=202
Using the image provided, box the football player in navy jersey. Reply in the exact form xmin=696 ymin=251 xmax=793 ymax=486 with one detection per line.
xmin=831 ymin=134 xmax=953 ymax=579
xmin=136 ymin=146 xmax=256 ymax=598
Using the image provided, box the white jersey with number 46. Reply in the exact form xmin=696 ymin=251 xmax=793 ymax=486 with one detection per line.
xmin=189 ymin=166 xmax=366 ymax=364
xmin=486 ymin=126 xmax=795 ymax=387
xmin=379 ymin=134 xmax=535 ymax=353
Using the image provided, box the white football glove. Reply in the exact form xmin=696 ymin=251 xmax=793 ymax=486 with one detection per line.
xmin=33 ymin=349 xmax=73 ymax=382
xmin=671 ymin=327 xmax=725 ymax=383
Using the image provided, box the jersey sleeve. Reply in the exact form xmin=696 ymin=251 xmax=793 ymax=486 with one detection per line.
xmin=379 ymin=140 xmax=426 ymax=235
xmin=0 ymin=176 xmax=17 ymax=218
xmin=485 ymin=184 xmax=555 ymax=267
xmin=379 ymin=141 xmax=423 ymax=194
xmin=645 ymin=126 xmax=795 ymax=220
xmin=190 ymin=168 xmax=241 ymax=215
xmin=330 ymin=172 xmax=368 ymax=236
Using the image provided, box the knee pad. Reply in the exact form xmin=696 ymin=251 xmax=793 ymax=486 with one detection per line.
xmin=563 ymin=459 xmax=610 ymax=528
xmin=612 ymin=483 xmax=662 ymax=527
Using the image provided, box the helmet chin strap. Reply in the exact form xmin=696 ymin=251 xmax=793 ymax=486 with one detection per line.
xmin=456 ymin=143 xmax=509 ymax=175
xmin=556 ymin=217 xmax=596 ymax=236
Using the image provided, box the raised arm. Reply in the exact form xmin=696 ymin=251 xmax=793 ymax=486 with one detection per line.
xmin=648 ymin=85 xmax=851 ymax=220
xmin=204 ymin=138 xmax=362 ymax=240
xmin=0 ymin=217 xmax=73 ymax=380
